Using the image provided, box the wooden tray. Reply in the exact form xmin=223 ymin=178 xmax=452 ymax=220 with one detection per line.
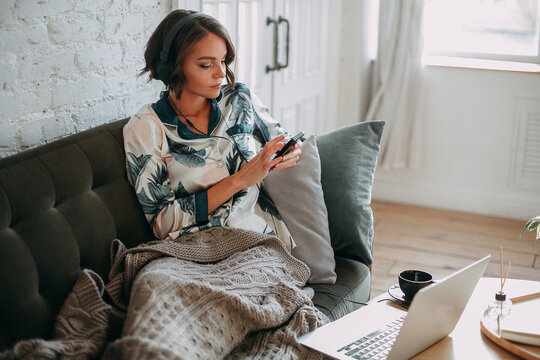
xmin=481 ymin=310 xmax=540 ymax=360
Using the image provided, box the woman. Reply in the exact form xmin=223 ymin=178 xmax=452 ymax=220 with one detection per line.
xmin=124 ymin=9 xmax=301 ymax=251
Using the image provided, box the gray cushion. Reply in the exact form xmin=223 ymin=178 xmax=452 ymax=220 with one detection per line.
xmin=316 ymin=121 xmax=385 ymax=265
xmin=264 ymin=136 xmax=336 ymax=284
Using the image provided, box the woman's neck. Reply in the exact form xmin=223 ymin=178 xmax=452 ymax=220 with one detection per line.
xmin=168 ymin=90 xmax=210 ymax=136
xmin=170 ymin=90 xmax=208 ymax=117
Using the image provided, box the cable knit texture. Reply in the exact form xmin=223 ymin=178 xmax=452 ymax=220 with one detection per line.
xmin=102 ymin=227 xmax=329 ymax=359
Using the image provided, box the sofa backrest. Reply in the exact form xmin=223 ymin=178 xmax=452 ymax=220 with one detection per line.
xmin=0 ymin=119 xmax=153 ymax=350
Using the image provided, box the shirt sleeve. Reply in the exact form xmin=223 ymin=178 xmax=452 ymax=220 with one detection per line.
xmin=249 ymin=91 xmax=289 ymax=144
xmin=123 ymin=114 xmax=229 ymax=240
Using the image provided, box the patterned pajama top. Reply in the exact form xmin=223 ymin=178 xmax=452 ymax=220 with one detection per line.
xmin=123 ymin=83 xmax=295 ymax=251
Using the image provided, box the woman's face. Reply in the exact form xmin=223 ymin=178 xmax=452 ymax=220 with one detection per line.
xmin=181 ymin=32 xmax=227 ymax=100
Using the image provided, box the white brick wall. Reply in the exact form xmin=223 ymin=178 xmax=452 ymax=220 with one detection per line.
xmin=0 ymin=0 xmax=172 ymax=157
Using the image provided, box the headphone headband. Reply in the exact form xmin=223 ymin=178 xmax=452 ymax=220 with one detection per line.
xmin=156 ymin=12 xmax=210 ymax=85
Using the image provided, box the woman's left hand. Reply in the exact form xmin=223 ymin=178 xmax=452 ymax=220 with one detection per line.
xmin=272 ymin=140 xmax=303 ymax=171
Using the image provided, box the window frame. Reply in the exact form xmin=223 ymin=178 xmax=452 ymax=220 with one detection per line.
xmin=422 ymin=0 xmax=540 ymax=72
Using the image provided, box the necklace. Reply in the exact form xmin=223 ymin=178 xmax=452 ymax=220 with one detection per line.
xmin=168 ymin=95 xmax=207 ymax=136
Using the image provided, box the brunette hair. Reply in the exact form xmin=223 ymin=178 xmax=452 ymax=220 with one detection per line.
xmin=141 ymin=10 xmax=236 ymax=98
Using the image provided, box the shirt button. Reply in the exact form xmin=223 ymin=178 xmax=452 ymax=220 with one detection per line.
xmin=210 ymin=139 xmax=216 ymax=145
xmin=217 ymin=160 xmax=224 ymax=167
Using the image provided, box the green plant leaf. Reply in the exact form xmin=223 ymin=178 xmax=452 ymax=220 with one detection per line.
xmin=520 ymin=215 xmax=540 ymax=238
xmin=527 ymin=220 xmax=540 ymax=232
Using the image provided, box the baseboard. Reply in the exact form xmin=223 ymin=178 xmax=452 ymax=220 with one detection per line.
xmin=372 ymin=177 xmax=539 ymax=221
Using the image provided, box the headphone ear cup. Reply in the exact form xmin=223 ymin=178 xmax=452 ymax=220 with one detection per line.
xmin=156 ymin=60 xmax=173 ymax=86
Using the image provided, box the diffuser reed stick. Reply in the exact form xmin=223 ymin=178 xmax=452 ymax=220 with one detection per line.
xmin=499 ymin=247 xmax=511 ymax=294
xmin=494 ymin=247 xmax=512 ymax=335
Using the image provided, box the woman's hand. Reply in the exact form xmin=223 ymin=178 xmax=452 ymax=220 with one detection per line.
xmin=272 ymin=140 xmax=303 ymax=171
xmin=207 ymin=135 xmax=301 ymax=213
xmin=234 ymin=135 xmax=286 ymax=189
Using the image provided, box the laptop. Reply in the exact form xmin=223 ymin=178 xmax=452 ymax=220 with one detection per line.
xmin=299 ymin=255 xmax=491 ymax=360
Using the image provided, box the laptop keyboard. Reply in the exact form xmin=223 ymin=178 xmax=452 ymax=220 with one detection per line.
xmin=337 ymin=315 xmax=406 ymax=360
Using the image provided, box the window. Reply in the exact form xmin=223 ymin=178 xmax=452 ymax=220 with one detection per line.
xmin=423 ymin=0 xmax=540 ymax=71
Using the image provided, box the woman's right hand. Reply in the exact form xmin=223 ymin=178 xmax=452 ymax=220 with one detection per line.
xmin=234 ymin=135 xmax=286 ymax=189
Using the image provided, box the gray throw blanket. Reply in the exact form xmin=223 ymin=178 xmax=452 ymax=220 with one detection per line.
xmin=2 ymin=227 xmax=329 ymax=359
xmin=103 ymin=227 xmax=329 ymax=359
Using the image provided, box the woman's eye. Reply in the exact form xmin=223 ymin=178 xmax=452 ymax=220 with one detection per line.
xmin=200 ymin=64 xmax=211 ymax=69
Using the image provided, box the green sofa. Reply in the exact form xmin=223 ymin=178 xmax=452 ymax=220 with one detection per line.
xmin=0 ymin=119 xmax=376 ymax=351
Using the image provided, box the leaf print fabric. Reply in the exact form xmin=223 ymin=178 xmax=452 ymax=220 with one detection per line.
xmin=175 ymin=180 xmax=190 ymax=198
xmin=126 ymin=153 xmax=152 ymax=186
xmin=123 ymin=84 xmax=295 ymax=252
xmin=225 ymin=151 xmax=240 ymax=174
xmin=142 ymin=164 xmax=174 ymax=215
xmin=126 ymin=156 xmax=174 ymax=226
xmin=175 ymin=196 xmax=195 ymax=215
xmin=167 ymin=137 xmax=207 ymax=168
xmin=232 ymin=190 xmax=248 ymax=209
xmin=257 ymin=185 xmax=282 ymax=221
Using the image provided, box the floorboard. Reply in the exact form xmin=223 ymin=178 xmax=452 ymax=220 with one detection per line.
xmin=370 ymin=201 xmax=540 ymax=299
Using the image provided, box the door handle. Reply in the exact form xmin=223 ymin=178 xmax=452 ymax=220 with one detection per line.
xmin=266 ymin=17 xmax=279 ymax=73
xmin=277 ymin=16 xmax=290 ymax=70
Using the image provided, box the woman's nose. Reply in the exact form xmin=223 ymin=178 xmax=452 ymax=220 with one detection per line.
xmin=215 ymin=63 xmax=225 ymax=78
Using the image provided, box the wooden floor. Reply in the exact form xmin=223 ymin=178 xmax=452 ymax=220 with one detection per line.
xmin=370 ymin=201 xmax=540 ymax=298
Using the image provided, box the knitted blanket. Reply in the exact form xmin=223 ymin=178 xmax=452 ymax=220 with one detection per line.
xmin=0 ymin=228 xmax=330 ymax=359
xmin=103 ymin=227 xmax=329 ymax=359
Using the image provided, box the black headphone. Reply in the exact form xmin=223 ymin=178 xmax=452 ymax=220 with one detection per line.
xmin=155 ymin=12 xmax=210 ymax=85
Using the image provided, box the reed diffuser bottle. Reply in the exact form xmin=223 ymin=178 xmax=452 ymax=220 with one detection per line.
xmin=487 ymin=291 xmax=512 ymax=318
xmin=487 ymin=247 xmax=512 ymax=319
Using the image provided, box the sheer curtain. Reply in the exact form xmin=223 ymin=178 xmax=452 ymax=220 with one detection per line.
xmin=364 ymin=0 xmax=424 ymax=169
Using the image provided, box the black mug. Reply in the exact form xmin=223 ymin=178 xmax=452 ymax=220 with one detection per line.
xmin=398 ymin=270 xmax=434 ymax=300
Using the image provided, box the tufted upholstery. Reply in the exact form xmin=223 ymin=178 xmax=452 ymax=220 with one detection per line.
xmin=0 ymin=119 xmax=153 ymax=349
xmin=0 ymin=119 xmax=371 ymax=351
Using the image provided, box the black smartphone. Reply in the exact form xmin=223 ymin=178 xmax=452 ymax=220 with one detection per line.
xmin=274 ymin=132 xmax=304 ymax=158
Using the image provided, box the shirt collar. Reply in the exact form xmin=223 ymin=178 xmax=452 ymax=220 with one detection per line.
xmin=152 ymin=90 xmax=179 ymax=127
xmin=152 ymin=89 xmax=223 ymax=139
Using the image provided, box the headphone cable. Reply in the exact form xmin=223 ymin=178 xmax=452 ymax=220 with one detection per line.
xmin=168 ymin=95 xmax=209 ymax=136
